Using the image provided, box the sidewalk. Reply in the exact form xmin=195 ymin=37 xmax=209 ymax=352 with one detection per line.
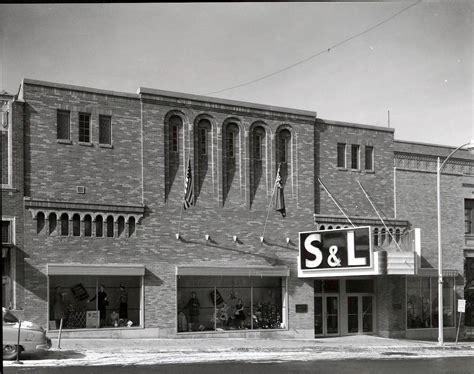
xmin=5 ymin=335 xmax=474 ymax=368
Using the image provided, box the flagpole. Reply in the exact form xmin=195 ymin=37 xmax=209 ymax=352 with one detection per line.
xmin=261 ymin=163 xmax=281 ymax=240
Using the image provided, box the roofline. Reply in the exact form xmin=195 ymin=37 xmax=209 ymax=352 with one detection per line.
xmin=395 ymin=139 xmax=474 ymax=151
xmin=138 ymin=87 xmax=317 ymax=118
xmin=21 ymin=78 xmax=140 ymax=99
xmin=316 ymin=118 xmax=395 ymax=133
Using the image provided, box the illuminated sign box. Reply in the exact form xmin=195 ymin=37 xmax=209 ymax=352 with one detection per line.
xmin=298 ymin=226 xmax=381 ymax=278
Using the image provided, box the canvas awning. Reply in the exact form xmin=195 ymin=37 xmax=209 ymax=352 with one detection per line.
xmin=47 ymin=263 xmax=145 ymax=276
xmin=176 ymin=266 xmax=290 ymax=277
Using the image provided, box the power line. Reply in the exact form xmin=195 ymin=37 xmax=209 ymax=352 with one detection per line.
xmin=203 ymin=1 xmax=422 ymax=96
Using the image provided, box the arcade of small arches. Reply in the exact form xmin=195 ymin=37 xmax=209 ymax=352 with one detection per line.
xmin=29 ymin=210 xmax=142 ymax=238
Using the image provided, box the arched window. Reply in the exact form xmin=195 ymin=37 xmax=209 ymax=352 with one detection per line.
xmin=166 ymin=114 xmax=184 ymax=201
xmin=196 ymin=118 xmax=211 ymax=198
xmin=60 ymin=213 xmax=69 ymax=236
xmin=277 ymin=129 xmax=291 ymax=164
xmin=72 ymin=214 xmax=81 ymax=236
xmin=395 ymin=228 xmax=401 ymax=243
xmin=49 ymin=213 xmax=57 ymax=235
xmin=95 ymin=215 xmax=103 ymax=238
xmin=106 ymin=216 xmax=114 ymax=238
xmin=388 ymin=228 xmax=393 ymax=244
xmin=223 ymin=122 xmax=240 ymax=203
xmin=84 ymin=215 xmax=92 ymax=237
xmin=250 ymin=125 xmax=266 ymax=206
xmin=373 ymin=228 xmax=379 ymax=246
xmin=37 ymin=212 xmax=45 ymax=234
xmin=319 ymin=225 xmax=325 ymax=231
xmin=117 ymin=216 xmax=125 ymax=237
xmin=129 ymin=217 xmax=136 ymax=237
xmin=169 ymin=115 xmax=182 ymax=153
xmin=381 ymin=228 xmax=386 ymax=245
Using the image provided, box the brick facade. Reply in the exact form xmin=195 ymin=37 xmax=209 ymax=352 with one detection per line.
xmin=3 ymin=78 xmax=473 ymax=340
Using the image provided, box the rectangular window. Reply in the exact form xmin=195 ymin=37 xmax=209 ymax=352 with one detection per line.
xmin=407 ymin=276 xmax=455 ymax=329
xmin=199 ymin=128 xmax=207 ymax=156
xmin=337 ymin=143 xmax=346 ymax=168
xmin=2 ymin=221 xmax=11 ymax=244
xmin=57 ymin=110 xmax=70 ymax=141
xmin=465 ymin=199 xmax=474 ymax=234
xmin=99 ymin=115 xmax=112 ymax=145
xmin=78 ymin=113 xmax=91 ymax=143
xmin=177 ymin=275 xmax=286 ymax=332
xmin=255 ymin=134 xmax=262 ymax=160
xmin=351 ymin=145 xmax=360 ymax=169
xmin=227 ymin=132 xmax=235 ymax=158
xmin=365 ymin=146 xmax=374 ymax=171
xmin=172 ymin=125 xmax=178 ymax=152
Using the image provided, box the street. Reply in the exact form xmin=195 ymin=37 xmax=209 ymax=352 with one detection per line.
xmin=5 ymin=357 xmax=474 ymax=374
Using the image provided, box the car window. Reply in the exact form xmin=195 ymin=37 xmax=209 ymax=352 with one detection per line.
xmin=3 ymin=309 xmax=19 ymax=323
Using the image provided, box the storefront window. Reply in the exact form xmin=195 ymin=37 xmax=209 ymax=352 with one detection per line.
xmin=406 ymin=276 xmax=455 ymax=329
xmin=177 ymin=275 xmax=286 ymax=333
xmin=48 ymin=275 xmax=141 ymax=330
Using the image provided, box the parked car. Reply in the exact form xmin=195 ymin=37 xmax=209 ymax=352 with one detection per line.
xmin=2 ymin=307 xmax=52 ymax=360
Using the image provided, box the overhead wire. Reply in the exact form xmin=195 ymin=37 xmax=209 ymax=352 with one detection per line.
xmin=202 ymin=0 xmax=422 ymax=96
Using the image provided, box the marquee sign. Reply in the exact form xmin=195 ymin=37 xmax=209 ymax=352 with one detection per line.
xmin=298 ymin=226 xmax=376 ymax=278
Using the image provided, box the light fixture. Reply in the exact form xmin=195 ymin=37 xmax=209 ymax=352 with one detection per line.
xmin=205 ymin=234 xmax=210 ymax=242
xmin=175 ymin=233 xmax=180 ymax=240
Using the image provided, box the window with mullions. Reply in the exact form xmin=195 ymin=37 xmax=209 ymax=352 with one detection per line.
xmin=337 ymin=143 xmax=346 ymax=168
xmin=79 ymin=113 xmax=91 ymax=143
xmin=465 ymin=199 xmax=474 ymax=234
xmin=365 ymin=146 xmax=374 ymax=171
xmin=177 ymin=275 xmax=286 ymax=333
xmin=351 ymin=145 xmax=360 ymax=169
xmin=227 ymin=131 xmax=235 ymax=158
xmin=406 ymin=276 xmax=455 ymax=329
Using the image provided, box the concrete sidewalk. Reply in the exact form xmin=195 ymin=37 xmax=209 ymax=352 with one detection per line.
xmin=5 ymin=336 xmax=474 ymax=368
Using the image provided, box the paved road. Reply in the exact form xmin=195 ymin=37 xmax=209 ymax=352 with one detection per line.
xmin=5 ymin=357 xmax=474 ymax=374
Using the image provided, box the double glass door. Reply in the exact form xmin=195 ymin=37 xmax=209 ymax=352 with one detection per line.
xmin=314 ymin=295 xmax=339 ymax=336
xmin=347 ymin=295 xmax=374 ymax=334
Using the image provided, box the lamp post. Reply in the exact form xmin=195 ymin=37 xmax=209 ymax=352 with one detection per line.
xmin=437 ymin=141 xmax=474 ymax=346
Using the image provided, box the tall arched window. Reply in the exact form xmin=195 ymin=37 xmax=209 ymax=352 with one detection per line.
xmin=84 ymin=215 xmax=92 ymax=237
xmin=276 ymin=128 xmax=292 ymax=185
xmin=95 ymin=215 xmax=103 ymax=238
xmin=37 ymin=212 xmax=45 ymax=234
xmin=373 ymin=228 xmax=379 ymax=246
xmin=60 ymin=213 xmax=69 ymax=236
xmin=196 ymin=118 xmax=211 ymax=198
xmin=72 ymin=214 xmax=81 ymax=236
xmin=106 ymin=216 xmax=114 ymax=238
xmin=166 ymin=114 xmax=183 ymax=201
xmin=250 ymin=125 xmax=266 ymax=206
xmin=129 ymin=217 xmax=136 ymax=237
xmin=223 ymin=122 xmax=240 ymax=204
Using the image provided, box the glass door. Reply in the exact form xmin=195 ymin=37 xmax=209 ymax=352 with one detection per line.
xmin=325 ymin=295 xmax=339 ymax=335
xmin=346 ymin=295 xmax=374 ymax=334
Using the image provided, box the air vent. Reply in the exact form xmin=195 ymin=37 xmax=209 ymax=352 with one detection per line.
xmin=76 ymin=186 xmax=86 ymax=194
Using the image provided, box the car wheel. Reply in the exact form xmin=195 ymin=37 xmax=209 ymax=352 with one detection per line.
xmin=3 ymin=344 xmax=21 ymax=360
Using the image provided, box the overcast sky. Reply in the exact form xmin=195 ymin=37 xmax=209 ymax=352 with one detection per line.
xmin=0 ymin=2 xmax=472 ymax=147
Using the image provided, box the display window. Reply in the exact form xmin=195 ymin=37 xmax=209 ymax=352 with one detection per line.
xmin=48 ymin=275 xmax=141 ymax=330
xmin=177 ymin=275 xmax=286 ymax=333
xmin=406 ymin=276 xmax=455 ymax=329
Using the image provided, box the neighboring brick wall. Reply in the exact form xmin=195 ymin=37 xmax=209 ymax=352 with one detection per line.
xmin=376 ymin=276 xmax=406 ymax=338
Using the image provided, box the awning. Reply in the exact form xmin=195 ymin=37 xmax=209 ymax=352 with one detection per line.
xmin=176 ymin=266 xmax=290 ymax=277
xmin=47 ymin=263 xmax=145 ymax=276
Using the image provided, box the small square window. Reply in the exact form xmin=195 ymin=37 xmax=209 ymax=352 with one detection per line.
xmin=57 ymin=110 xmax=70 ymax=140
xmin=79 ymin=113 xmax=91 ymax=143
xmin=365 ymin=146 xmax=374 ymax=171
xmin=351 ymin=145 xmax=360 ymax=169
xmin=99 ymin=115 xmax=112 ymax=145
xmin=337 ymin=143 xmax=346 ymax=168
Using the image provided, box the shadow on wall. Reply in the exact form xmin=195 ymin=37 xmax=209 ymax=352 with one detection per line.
xmin=196 ymin=154 xmax=208 ymax=202
xmin=250 ymin=159 xmax=262 ymax=208
xmin=145 ymin=268 xmax=164 ymax=287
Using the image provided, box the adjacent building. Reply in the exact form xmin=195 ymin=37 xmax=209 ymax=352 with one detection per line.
xmin=2 ymin=78 xmax=473 ymax=340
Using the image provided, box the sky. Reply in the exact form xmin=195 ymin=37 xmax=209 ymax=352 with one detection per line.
xmin=0 ymin=2 xmax=472 ymax=147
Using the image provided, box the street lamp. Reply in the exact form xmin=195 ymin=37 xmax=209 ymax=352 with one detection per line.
xmin=437 ymin=140 xmax=474 ymax=346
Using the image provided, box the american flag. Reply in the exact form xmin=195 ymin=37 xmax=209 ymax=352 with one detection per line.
xmin=275 ymin=166 xmax=286 ymax=218
xmin=183 ymin=159 xmax=194 ymax=210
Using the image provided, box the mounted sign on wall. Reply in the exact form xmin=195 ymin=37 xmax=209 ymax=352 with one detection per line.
xmin=298 ymin=226 xmax=381 ymax=278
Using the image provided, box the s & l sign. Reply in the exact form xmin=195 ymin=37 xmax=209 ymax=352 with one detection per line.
xmin=298 ymin=226 xmax=374 ymax=278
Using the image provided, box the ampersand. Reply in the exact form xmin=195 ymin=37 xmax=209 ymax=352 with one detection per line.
xmin=327 ymin=245 xmax=341 ymax=267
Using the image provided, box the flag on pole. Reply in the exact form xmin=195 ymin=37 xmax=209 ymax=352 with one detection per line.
xmin=183 ymin=159 xmax=194 ymax=210
xmin=274 ymin=166 xmax=286 ymax=218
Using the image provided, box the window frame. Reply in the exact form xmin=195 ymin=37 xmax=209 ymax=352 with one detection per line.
xmin=227 ymin=130 xmax=235 ymax=159
xmin=364 ymin=146 xmax=374 ymax=171
xmin=1 ymin=102 xmax=12 ymax=188
xmin=98 ymin=115 xmax=112 ymax=146
xmin=57 ymin=109 xmax=71 ymax=142
xmin=171 ymin=125 xmax=179 ymax=153
xmin=465 ymin=199 xmax=474 ymax=234
xmin=337 ymin=143 xmax=346 ymax=168
xmin=254 ymin=133 xmax=263 ymax=161
xmin=351 ymin=144 xmax=360 ymax=170
xmin=198 ymin=127 xmax=207 ymax=156
xmin=78 ymin=112 xmax=91 ymax=144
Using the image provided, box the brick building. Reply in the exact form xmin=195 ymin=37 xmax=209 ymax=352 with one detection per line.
xmin=2 ymin=78 xmax=473 ymax=340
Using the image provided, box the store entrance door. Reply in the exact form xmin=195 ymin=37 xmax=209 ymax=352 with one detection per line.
xmin=314 ymin=295 xmax=339 ymax=336
xmin=347 ymin=295 xmax=374 ymax=334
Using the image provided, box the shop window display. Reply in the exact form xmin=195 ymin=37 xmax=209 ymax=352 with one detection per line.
xmin=177 ymin=275 xmax=286 ymax=333
xmin=48 ymin=275 xmax=141 ymax=330
xmin=406 ymin=276 xmax=455 ymax=329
